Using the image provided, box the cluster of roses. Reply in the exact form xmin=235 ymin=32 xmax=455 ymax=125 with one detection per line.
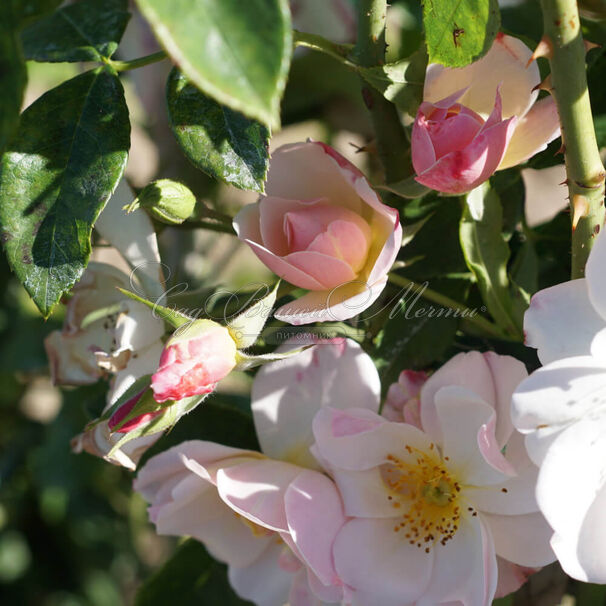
xmin=43 ymin=32 xmax=606 ymax=605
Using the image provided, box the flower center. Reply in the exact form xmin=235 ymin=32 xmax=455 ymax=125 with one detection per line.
xmin=381 ymin=444 xmax=463 ymax=552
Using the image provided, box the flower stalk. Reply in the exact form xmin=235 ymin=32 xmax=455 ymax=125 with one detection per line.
xmin=540 ymin=0 xmax=605 ymax=278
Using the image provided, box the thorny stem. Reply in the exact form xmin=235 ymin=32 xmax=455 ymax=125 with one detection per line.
xmin=388 ymin=273 xmax=512 ymax=341
xmin=353 ymin=0 xmax=410 ymax=183
xmin=540 ymin=0 xmax=605 ymax=278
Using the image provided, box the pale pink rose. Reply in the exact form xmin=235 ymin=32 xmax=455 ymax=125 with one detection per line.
xmin=312 ymin=351 xmax=555 ymax=604
xmin=134 ymin=441 xmax=349 ymax=605
xmin=382 ymin=369 xmax=428 ymax=424
xmin=151 ymin=320 xmax=238 ymax=403
xmin=233 ymin=141 xmax=402 ymax=325
xmin=413 ymin=33 xmax=561 ymax=194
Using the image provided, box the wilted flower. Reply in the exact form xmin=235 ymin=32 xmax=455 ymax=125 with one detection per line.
xmin=234 ymin=141 xmax=402 ymax=325
xmin=412 ymin=33 xmax=560 ymax=194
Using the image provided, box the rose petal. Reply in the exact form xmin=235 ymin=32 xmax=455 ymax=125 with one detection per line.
xmin=586 ymin=230 xmax=606 ymax=323
xmin=424 ymin=34 xmax=539 ymax=120
xmin=499 ymin=97 xmax=561 ymax=170
xmin=522 ymin=164 xmax=569 ymax=227
xmin=252 ymin=339 xmax=380 ymax=468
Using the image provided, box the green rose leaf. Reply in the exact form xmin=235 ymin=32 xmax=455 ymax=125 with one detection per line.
xmin=423 ymin=0 xmax=500 ymax=67
xmin=0 ymin=4 xmax=27 ymax=154
xmin=12 ymin=0 xmax=62 ymax=25
xmin=0 ymin=67 xmax=130 ymax=318
xmin=167 ymin=69 xmax=270 ymax=193
xmin=136 ymin=0 xmax=292 ymax=129
xmin=460 ymin=183 xmax=525 ymax=339
xmin=21 ymin=0 xmax=130 ymax=63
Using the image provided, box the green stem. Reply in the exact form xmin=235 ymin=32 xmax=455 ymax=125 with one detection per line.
xmin=293 ymin=30 xmax=356 ymax=68
xmin=169 ymin=219 xmax=236 ymax=235
xmin=388 ymin=273 xmax=509 ymax=340
xmin=106 ymin=50 xmax=168 ymax=72
xmin=353 ymin=0 xmax=410 ymax=183
xmin=540 ymin=0 xmax=605 ymax=278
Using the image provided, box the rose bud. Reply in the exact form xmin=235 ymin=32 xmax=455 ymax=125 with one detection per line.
xmin=108 ymin=389 xmax=163 ymax=434
xmin=151 ymin=320 xmax=238 ymax=403
xmin=233 ymin=141 xmax=401 ymax=325
xmin=127 ymin=179 xmax=196 ymax=225
xmin=412 ymin=33 xmax=561 ymax=194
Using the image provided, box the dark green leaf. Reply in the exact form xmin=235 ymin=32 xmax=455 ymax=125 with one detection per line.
xmin=11 ymin=0 xmax=62 ymax=25
xmin=0 ymin=4 xmax=27 ymax=154
xmin=0 ymin=67 xmax=130 ymax=317
xmin=460 ymin=184 xmax=524 ymax=339
xmin=167 ymin=69 xmax=270 ymax=193
xmin=374 ymin=277 xmax=470 ymax=393
xmin=359 ymin=47 xmax=427 ymax=116
xmin=136 ymin=0 xmax=292 ymax=129
xmin=135 ymin=539 xmax=254 ymax=606
xmin=21 ymin=0 xmax=130 ymax=63
xmin=423 ymin=0 xmax=501 ymax=67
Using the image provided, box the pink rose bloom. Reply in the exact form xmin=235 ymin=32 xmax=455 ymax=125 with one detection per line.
xmin=134 ymin=441 xmax=348 ymax=606
xmin=233 ymin=141 xmax=402 ymax=325
xmin=382 ymin=369 xmax=428 ymax=424
xmin=412 ymin=33 xmax=561 ymax=194
xmin=151 ymin=320 xmax=238 ymax=403
xmin=312 ymin=351 xmax=555 ymax=605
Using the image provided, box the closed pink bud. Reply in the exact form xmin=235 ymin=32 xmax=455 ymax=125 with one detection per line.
xmin=108 ymin=389 xmax=161 ymax=433
xmin=151 ymin=320 xmax=237 ymax=403
xmin=412 ymin=89 xmax=517 ymax=194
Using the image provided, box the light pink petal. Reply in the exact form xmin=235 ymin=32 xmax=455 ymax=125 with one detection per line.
xmin=309 ymin=219 xmax=371 ymax=273
xmin=233 ymin=200 xmax=262 ymax=242
xmin=524 ymin=280 xmax=603 ymax=364
xmin=420 ymin=351 xmax=499 ymax=444
xmin=313 ymin=407 xmax=433 ymax=471
xmin=535 ymin=414 xmax=606 ymax=577
xmin=522 ymin=164 xmax=569 ymax=227
xmin=576 ymin=483 xmax=606 ymax=583
xmin=216 ymin=459 xmax=302 ymax=532
xmin=332 ymin=518 xmax=432 ymax=603
xmin=134 ymin=441 xmax=255 ymax=497
xmin=228 ymin=540 xmax=294 ymax=606
xmin=499 ymin=96 xmax=561 ymax=170
xmin=483 ymin=511 xmax=555 ymax=568
xmin=411 ymin=113 xmax=437 ymax=174
xmin=365 ymin=217 xmax=402 ymax=287
xmin=586 ymin=229 xmax=606 ymax=323
xmin=265 ymin=142 xmax=363 ymax=213
xmin=259 ymin=196 xmax=323 ymax=255
xmin=274 ymin=277 xmax=387 ymax=325
xmin=482 ymin=352 xmax=527 ymax=447
xmin=425 ymin=112 xmax=484 ymax=160
xmin=285 ymin=250 xmax=357 ymax=289
xmin=434 ymin=387 xmax=515 ymax=486
xmin=415 ymin=116 xmax=517 ymax=194
xmin=511 ymin=355 xmax=606 ymax=431
xmin=495 ymin=557 xmax=538 ymax=599
xmin=251 ymin=339 xmax=380 ymax=468
xmin=424 ymin=34 xmax=539 ymax=120
xmin=288 ymin=568 xmax=326 ymax=606
xmin=466 ymin=464 xmax=539 ymax=516
xmin=416 ymin=516 xmax=497 ymax=606
xmin=239 ymin=238 xmax=326 ymax=290
xmin=284 ymin=471 xmax=346 ymax=586
xmin=329 ymin=467 xmax=398 ymax=518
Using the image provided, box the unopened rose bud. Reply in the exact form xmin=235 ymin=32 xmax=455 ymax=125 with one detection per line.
xmin=108 ymin=389 xmax=162 ymax=433
xmin=151 ymin=320 xmax=238 ymax=403
xmin=128 ymin=179 xmax=196 ymax=225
